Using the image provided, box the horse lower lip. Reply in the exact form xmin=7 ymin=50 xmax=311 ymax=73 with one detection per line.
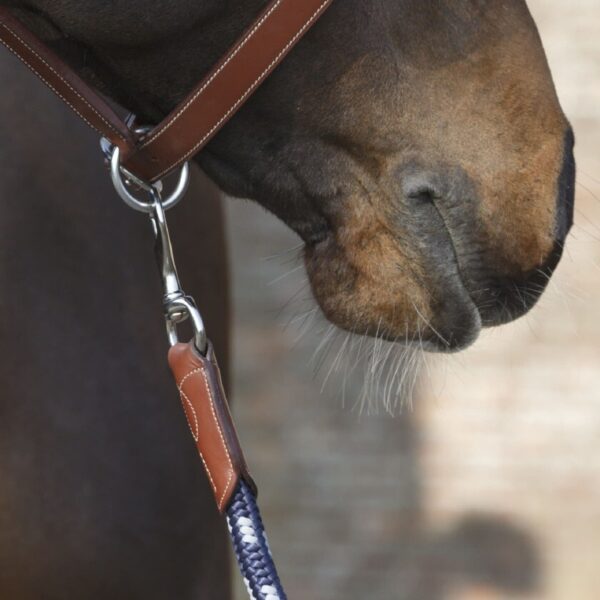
xmin=430 ymin=314 xmax=482 ymax=353
xmin=421 ymin=270 xmax=484 ymax=353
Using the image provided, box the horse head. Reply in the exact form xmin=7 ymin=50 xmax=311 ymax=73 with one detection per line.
xmin=13 ymin=0 xmax=575 ymax=351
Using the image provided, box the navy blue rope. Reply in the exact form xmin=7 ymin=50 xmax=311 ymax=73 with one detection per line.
xmin=226 ymin=480 xmax=288 ymax=600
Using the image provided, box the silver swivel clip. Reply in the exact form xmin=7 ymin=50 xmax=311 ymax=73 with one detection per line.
xmin=102 ymin=137 xmax=208 ymax=355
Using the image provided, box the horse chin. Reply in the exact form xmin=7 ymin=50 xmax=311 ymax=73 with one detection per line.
xmin=303 ymin=234 xmax=483 ymax=354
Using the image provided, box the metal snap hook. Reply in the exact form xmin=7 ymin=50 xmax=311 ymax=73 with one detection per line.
xmin=149 ymin=189 xmax=208 ymax=355
xmin=109 ymin=145 xmax=190 ymax=213
xmin=102 ymin=134 xmax=206 ymax=354
xmin=165 ymin=295 xmax=208 ymax=355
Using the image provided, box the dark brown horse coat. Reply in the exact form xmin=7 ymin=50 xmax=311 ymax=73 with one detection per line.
xmin=0 ymin=50 xmax=232 ymax=598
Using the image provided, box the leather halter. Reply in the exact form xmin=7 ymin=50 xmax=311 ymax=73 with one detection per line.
xmin=0 ymin=0 xmax=333 ymax=183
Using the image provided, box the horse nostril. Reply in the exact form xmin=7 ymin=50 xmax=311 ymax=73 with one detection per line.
xmin=556 ymin=127 xmax=576 ymax=242
xmin=407 ymin=187 xmax=437 ymax=204
xmin=401 ymin=170 xmax=445 ymax=205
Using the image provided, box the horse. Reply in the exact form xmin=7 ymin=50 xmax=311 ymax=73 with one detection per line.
xmin=0 ymin=1 xmax=574 ymax=598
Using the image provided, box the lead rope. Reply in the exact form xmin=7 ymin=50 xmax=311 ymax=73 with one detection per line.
xmin=102 ymin=137 xmax=288 ymax=600
xmin=227 ymin=481 xmax=288 ymax=600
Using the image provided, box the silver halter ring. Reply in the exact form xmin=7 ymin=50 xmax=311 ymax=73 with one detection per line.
xmin=110 ymin=145 xmax=190 ymax=213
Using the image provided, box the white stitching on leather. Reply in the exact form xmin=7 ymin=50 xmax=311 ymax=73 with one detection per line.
xmin=0 ymin=23 xmax=128 ymax=142
xmin=150 ymin=0 xmax=330 ymax=180
xmin=178 ymin=365 xmax=234 ymax=511
xmin=139 ymin=0 xmax=284 ymax=148
xmin=0 ymin=37 xmax=103 ymax=137
xmin=178 ymin=388 xmax=199 ymax=441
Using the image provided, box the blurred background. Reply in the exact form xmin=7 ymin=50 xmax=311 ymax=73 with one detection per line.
xmin=227 ymin=2 xmax=600 ymax=599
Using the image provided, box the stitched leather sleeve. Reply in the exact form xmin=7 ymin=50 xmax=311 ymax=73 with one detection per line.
xmin=168 ymin=341 xmax=255 ymax=513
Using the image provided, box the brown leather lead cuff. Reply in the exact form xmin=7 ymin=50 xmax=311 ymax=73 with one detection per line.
xmin=168 ymin=341 xmax=255 ymax=513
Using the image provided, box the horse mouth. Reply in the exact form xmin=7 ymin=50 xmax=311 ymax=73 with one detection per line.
xmin=436 ymin=197 xmax=566 ymax=336
xmin=463 ymin=241 xmax=565 ymax=329
xmin=303 ymin=227 xmax=484 ymax=355
xmin=304 ymin=200 xmax=566 ymax=355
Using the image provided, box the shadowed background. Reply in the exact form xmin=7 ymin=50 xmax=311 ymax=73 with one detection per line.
xmin=228 ymin=2 xmax=600 ymax=599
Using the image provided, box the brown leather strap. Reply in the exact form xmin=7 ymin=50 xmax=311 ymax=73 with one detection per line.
xmin=122 ymin=0 xmax=333 ymax=181
xmin=168 ymin=342 xmax=255 ymax=513
xmin=0 ymin=0 xmax=333 ymax=182
xmin=0 ymin=10 xmax=137 ymax=152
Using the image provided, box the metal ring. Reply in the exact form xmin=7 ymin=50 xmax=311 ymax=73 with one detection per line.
xmin=165 ymin=296 xmax=208 ymax=354
xmin=110 ymin=146 xmax=190 ymax=213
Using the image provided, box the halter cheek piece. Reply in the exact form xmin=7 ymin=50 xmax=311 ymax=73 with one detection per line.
xmin=0 ymin=2 xmax=334 ymax=598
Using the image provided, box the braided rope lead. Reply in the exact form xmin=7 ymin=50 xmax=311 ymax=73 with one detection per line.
xmin=226 ymin=480 xmax=288 ymax=600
